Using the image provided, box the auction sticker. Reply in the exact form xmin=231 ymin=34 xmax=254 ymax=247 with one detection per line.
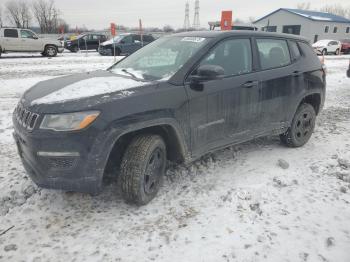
xmin=181 ymin=37 xmax=206 ymax=43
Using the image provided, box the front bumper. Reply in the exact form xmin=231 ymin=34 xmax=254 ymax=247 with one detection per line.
xmin=12 ymin=114 xmax=110 ymax=194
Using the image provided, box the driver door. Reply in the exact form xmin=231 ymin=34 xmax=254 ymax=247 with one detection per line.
xmin=20 ymin=29 xmax=41 ymax=51
xmin=185 ymin=38 xmax=261 ymax=157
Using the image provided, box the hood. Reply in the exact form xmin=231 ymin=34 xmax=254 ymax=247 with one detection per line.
xmin=21 ymin=70 xmax=150 ymax=109
xmin=101 ymin=39 xmax=115 ymax=46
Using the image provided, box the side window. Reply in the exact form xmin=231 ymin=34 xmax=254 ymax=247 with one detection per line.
xmin=144 ymin=35 xmax=154 ymax=42
xmin=133 ymin=35 xmax=141 ymax=42
xmin=198 ymin=38 xmax=252 ymax=76
xmin=289 ymin=41 xmax=301 ymax=61
xmin=20 ymin=30 xmax=35 ymax=39
xmin=91 ymin=35 xmax=99 ymax=40
xmin=4 ymin=29 xmax=18 ymax=38
xmin=257 ymin=38 xmax=291 ymax=70
xmin=298 ymin=42 xmax=320 ymax=65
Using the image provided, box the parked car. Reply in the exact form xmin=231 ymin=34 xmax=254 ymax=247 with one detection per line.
xmin=312 ymin=39 xmax=341 ymax=55
xmin=13 ymin=31 xmax=326 ymax=205
xmin=65 ymin=33 xmax=107 ymax=52
xmin=0 ymin=28 xmax=64 ymax=57
xmin=340 ymin=39 xmax=350 ymax=54
xmin=98 ymin=33 xmax=155 ymax=56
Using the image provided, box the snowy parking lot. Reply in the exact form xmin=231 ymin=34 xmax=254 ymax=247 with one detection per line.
xmin=0 ymin=51 xmax=350 ymax=262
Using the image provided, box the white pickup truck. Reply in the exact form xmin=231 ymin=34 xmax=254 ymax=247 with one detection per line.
xmin=0 ymin=28 xmax=64 ymax=57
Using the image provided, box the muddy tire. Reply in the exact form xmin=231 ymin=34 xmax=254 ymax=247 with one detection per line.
xmin=120 ymin=135 xmax=166 ymax=205
xmin=280 ymin=103 xmax=316 ymax=147
xmin=44 ymin=45 xmax=57 ymax=57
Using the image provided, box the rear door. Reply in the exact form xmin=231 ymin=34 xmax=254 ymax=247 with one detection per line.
xmin=186 ymin=37 xmax=261 ymax=156
xmin=88 ymin=34 xmax=100 ymax=50
xmin=255 ymin=37 xmax=295 ymax=133
xmin=2 ymin=29 xmax=21 ymax=51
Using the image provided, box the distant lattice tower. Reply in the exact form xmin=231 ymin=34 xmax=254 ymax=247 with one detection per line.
xmin=183 ymin=2 xmax=190 ymax=30
xmin=193 ymin=0 xmax=200 ymax=30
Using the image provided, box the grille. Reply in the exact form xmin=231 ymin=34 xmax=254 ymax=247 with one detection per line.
xmin=14 ymin=103 xmax=39 ymax=131
xmin=47 ymin=157 xmax=77 ymax=169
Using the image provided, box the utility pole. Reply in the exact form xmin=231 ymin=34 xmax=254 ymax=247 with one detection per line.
xmin=193 ymin=0 xmax=200 ymax=30
xmin=183 ymin=2 xmax=190 ymax=30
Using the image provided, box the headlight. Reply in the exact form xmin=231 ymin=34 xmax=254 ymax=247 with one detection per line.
xmin=40 ymin=111 xmax=100 ymax=131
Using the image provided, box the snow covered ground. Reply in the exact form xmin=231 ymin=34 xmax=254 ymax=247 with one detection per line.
xmin=0 ymin=51 xmax=350 ymax=262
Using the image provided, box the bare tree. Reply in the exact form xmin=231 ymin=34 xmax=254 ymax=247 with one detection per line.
xmin=297 ymin=2 xmax=311 ymax=10
xmin=32 ymin=0 xmax=60 ymax=33
xmin=5 ymin=0 xmax=31 ymax=28
xmin=0 ymin=5 xmax=3 ymax=27
xmin=320 ymin=4 xmax=350 ymax=18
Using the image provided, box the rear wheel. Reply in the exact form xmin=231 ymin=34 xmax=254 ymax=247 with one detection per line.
xmin=120 ymin=135 xmax=166 ymax=205
xmin=280 ymin=103 xmax=316 ymax=147
xmin=70 ymin=46 xmax=79 ymax=53
xmin=44 ymin=45 xmax=57 ymax=57
xmin=322 ymin=49 xmax=327 ymax=56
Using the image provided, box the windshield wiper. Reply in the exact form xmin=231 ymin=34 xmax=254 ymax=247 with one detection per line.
xmin=121 ymin=69 xmax=138 ymax=79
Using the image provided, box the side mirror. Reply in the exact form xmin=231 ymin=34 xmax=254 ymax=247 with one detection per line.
xmin=32 ymin=35 xmax=38 ymax=40
xmin=134 ymin=40 xmax=141 ymax=44
xmin=189 ymin=64 xmax=225 ymax=82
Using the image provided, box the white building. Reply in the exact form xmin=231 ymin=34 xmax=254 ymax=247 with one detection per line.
xmin=253 ymin=8 xmax=350 ymax=43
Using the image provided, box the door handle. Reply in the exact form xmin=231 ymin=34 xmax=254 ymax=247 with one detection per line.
xmin=292 ymin=71 xmax=302 ymax=77
xmin=241 ymin=80 xmax=259 ymax=88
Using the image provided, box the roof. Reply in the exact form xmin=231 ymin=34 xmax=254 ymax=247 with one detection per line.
xmin=171 ymin=30 xmax=308 ymax=41
xmin=254 ymin=8 xmax=350 ymax=24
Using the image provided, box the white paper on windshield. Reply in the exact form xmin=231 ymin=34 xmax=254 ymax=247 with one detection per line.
xmin=181 ymin=37 xmax=206 ymax=43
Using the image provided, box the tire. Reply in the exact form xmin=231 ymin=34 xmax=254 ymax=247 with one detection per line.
xmin=322 ymin=49 xmax=327 ymax=56
xmin=70 ymin=46 xmax=79 ymax=53
xmin=44 ymin=45 xmax=58 ymax=57
xmin=0 ymin=48 xmax=2 ymax=58
xmin=120 ymin=135 xmax=166 ymax=205
xmin=280 ymin=103 xmax=316 ymax=148
xmin=335 ymin=49 xmax=340 ymax=55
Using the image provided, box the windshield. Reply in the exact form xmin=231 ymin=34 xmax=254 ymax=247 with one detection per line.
xmin=109 ymin=36 xmax=209 ymax=81
xmin=111 ymin=35 xmax=125 ymax=42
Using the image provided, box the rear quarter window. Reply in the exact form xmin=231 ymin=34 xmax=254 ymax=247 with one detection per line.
xmin=298 ymin=42 xmax=321 ymax=65
xmin=289 ymin=41 xmax=301 ymax=61
xmin=4 ymin=29 xmax=18 ymax=38
xmin=257 ymin=38 xmax=291 ymax=70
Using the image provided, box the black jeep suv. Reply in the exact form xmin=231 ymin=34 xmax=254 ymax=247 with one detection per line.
xmin=13 ymin=31 xmax=326 ymax=205
xmin=65 ymin=33 xmax=107 ymax=52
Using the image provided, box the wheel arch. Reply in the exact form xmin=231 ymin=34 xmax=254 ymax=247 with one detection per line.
xmin=102 ymin=122 xmax=189 ymax=181
xmin=298 ymin=93 xmax=322 ymax=115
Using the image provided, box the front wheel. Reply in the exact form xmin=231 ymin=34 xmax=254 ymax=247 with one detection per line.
xmin=44 ymin=45 xmax=57 ymax=57
xmin=280 ymin=103 xmax=316 ymax=147
xmin=322 ymin=49 xmax=327 ymax=56
xmin=335 ymin=49 xmax=340 ymax=55
xmin=120 ymin=135 xmax=167 ymax=205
